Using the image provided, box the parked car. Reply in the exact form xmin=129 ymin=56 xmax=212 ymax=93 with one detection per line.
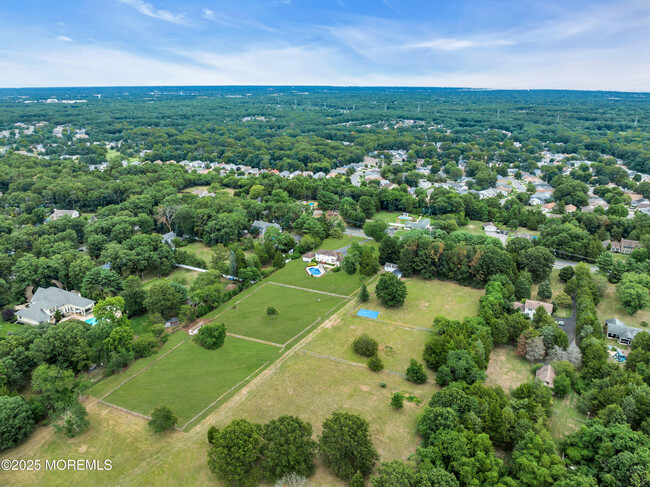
xmin=557 ymin=320 xmax=565 ymax=327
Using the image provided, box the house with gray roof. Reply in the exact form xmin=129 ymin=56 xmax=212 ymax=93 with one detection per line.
xmin=16 ymin=287 xmax=95 ymax=325
xmin=405 ymin=218 xmax=430 ymax=231
xmin=606 ymin=318 xmax=641 ymax=345
xmin=49 ymin=209 xmax=80 ymax=221
xmin=251 ymin=220 xmax=282 ymax=237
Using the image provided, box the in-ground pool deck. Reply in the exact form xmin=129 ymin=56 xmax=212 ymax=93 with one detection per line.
xmin=305 ymin=264 xmax=327 ymax=277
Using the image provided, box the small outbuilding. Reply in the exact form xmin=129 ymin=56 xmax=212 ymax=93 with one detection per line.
xmin=536 ymin=364 xmax=556 ymax=388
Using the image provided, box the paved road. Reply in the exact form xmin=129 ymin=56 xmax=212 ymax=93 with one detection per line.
xmin=336 ymin=238 xmax=372 ymax=256
xmin=344 ymin=227 xmax=367 ymax=238
xmin=555 ymin=298 xmax=577 ymax=344
xmin=553 ymin=259 xmax=599 ymax=272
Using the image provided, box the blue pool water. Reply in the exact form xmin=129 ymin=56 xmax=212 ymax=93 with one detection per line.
xmin=85 ymin=317 xmax=97 ymax=326
xmin=357 ymin=309 xmax=379 ymax=319
xmin=307 ymin=267 xmax=322 ymax=276
xmin=398 ymin=215 xmax=412 ymax=220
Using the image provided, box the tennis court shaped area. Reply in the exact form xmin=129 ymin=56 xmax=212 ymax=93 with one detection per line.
xmin=210 ymin=282 xmax=348 ymax=345
xmin=357 ymin=309 xmax=380 ymax=319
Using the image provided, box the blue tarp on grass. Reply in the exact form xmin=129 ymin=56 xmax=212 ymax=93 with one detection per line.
xmin=357 ymin=309 xmax=379 ymax=319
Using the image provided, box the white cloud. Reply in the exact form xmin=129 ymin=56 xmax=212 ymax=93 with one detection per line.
xmin=56 ymin=36 xmax=72 ymax=42
xmin=116 ymin=0 xmax=190 ymax=25
xmin=405 ymin=38 xmax=514 ymax=51
xmin=201 ymin=9 xmax=277 ymax=32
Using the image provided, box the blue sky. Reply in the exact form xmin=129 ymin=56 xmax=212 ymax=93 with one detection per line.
xmin=0 ymin=0 xmax=649 ymax=90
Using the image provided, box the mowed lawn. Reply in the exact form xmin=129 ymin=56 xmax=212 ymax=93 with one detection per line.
xmin=550 ymin=392 xmax=586 ymax=441
xmin=180 ymin=242 xmax=214 ymax=266
xmin=306 ymin=314 xmax=432 ymax=374
xmin=268 ymin=258 xmax=366 ymax=296
xmin=104 ymin=337 xmax=279 ymax=426
xmin=213 ymin=283 xmax=345 ymax=344
xmin=142 ymin=267 xmax=202 ymax=290
xmin=485 ymin=347 xmax=533 ymax=391
xmin=318 ymin=235 xmax=366 ymax=251
xmin=88 ymin=331 xmax=189 ymax=398
xmin=597 ymin=280 xmax=650 ymax=329
xmin=363 ymin=278 xmax=483 ymax=326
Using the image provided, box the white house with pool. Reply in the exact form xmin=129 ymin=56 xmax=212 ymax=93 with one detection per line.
xmin=16 ymin=287 xmax=95 ymax=325
xmin=302 ymin=249 xmax=343 ymax=277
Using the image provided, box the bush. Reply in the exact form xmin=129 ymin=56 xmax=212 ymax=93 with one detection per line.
xmin=194 ymin=323 xmax=226 ymax=350
xmin=266 ymin=306 xmax=278 ymax=316
xmin=405 ymin=359 xmax=427 ymax=384
xmin=558 ymin=266 xmax=575 ymax=282
xmin=53 ymin=402 xmax=89 ymax=438
xmin=0 ymin=395 xmax=34 ymax=450
xmin=367 ymin=355 xmax=384 ymax=372
xmin=1 ymin=308 xmax=15 ymax=322
xmin=553 ymin=373 xmax=572 ymax=398
xmin=318 ymin=412 xmax=379 ymax=480
xmin=359 ymin=283 xmax=369 ymax=302
xmin=149 ymin=405 xmax=178 ymax=433
xmin=132 ymin=333 xmax=159 ymax=358
xmin=391 ymin=392 xmax=404 ymax=410
xmin=378 ymin=382 xmax=387 ymax=388
xmin=352 ymin=334 xmax=378 ymax=357
xmin=375 ymin=273 xmax=407 ymax=307
xmin=105 ymin=349 xmax=134 ymax=376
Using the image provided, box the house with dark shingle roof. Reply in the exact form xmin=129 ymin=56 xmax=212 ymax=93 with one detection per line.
xmin=606 ymin=318 xmax=641 ymax=345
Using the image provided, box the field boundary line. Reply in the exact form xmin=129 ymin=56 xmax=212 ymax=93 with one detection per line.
xmin=226 ymin=332 xmax=283 ymax=348
xmin=204 ymin=281 xmax=269 ymax=323
xmin=99 ymin=334 xmax=190 ymax=400
xmin=267 ymin=281 xmax=350 ymax=299
xmin=281 ymin=298 xmax=350 ymax=348
xmin=300 ymin=350 xmax=437 ymax=383
xmin=180 ymin=360 xmax=270 ymax=430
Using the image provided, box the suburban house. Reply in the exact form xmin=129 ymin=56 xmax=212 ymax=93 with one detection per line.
xmin=483 ymin=222 xmax=498 ymax=233
xmin=314 ymin=250 xmax=344 ymax=266
xmin=49 ymin=209 xmax=80 ymax=220
xmin=513 ymin=299 xmax=554 ymax=319
xmin=536 ymin=364 xmax=556 ymax=388
xmin=16 ymin=287 xmax=95 ymax=325
xmin=251 ymin=220 xmax=282 ymax=237
xmin=302 ymin=251 xmax=316 ymax=262
xmin=604 ymin=239 xmax=641 ymax=254
xmin=405 ymin=218 xmax=431 ymax=231
xmin=605 ymin=318 xmax=641 ymax=345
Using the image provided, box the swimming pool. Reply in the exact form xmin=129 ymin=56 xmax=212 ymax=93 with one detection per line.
xmin=85 ymin=317 xmax=97 ymax=326
xmin=307 ymin=267 xmax=322 ymax=276
xmin=398 ymin=215 xmax=412 ymax=220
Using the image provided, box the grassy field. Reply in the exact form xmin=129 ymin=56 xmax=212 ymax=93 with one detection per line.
xmin=0 ymin=319 xmax=23 ymax=337
xmin=485 ymin=347 xmax=533 ymax=391
xmin=104 ymin=337 xmax=279 ymax=426
xmin=88 ymin=332 xmax=188 ymax=398
xmin=463 ymin=220 xmax=487 ymax=235
xmin=318 ymin=235 xmax=365 ymax=251
xmin=106 ymin=148 xmax=138 ymax=162
xmin=179 ymin=242 xmax=213 ymax=267
xmin=597 ymin=280 xmax=650 ymax=329
xmin=268 ymin=258 xmax=366 ymax=296
xmin=305 ymin=314 xmax=432 ymax=373
xmin=211 ymin=352 xmax=436 ymax=479
xmin=2 ymin=353 xmax=433 ymax=487
xmin=362 ymin=278 xmax=483 ymax=326
xmin=549 ymin=392 xmax=586 ymax=441
xmin=142 ymin=267 xmax=203 ymax=290
xmin=211 ymin=283 xmax=346 ymax=344
xmin=372 ymin=211 xmax=419 ymax=223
